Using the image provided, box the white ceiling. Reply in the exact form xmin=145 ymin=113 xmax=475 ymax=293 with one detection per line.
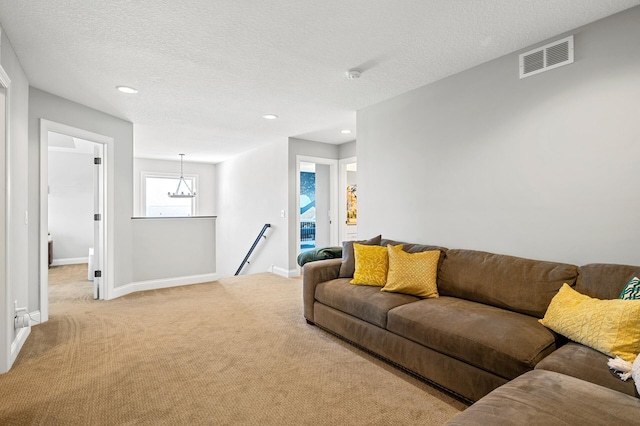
xmin=0 ymin=1 xmax=638 ymax=164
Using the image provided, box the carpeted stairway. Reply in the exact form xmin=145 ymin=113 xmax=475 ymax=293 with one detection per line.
xmin=0 ymin=265 xmax=465 ymax=425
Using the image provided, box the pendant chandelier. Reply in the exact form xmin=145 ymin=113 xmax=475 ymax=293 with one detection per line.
xmin=168 ymin=154 xmax=196 ymax=198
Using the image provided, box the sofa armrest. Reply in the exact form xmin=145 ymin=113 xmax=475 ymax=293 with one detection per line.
xmin=303 ymin=258 xmax=342 ymax=323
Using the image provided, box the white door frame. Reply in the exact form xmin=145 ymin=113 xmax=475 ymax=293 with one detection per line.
xmin=39 ymin=120 xmax=114 ymax=322
xmin=295 ymin=156 xmax=339 ymax=258
xmin=0 ymin=65 xmax=12 ymax=373
xmin=339 ymin=156 xmax=357 ymax=243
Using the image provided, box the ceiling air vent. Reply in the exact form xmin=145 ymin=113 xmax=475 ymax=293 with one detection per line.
xmin=519 ymin=35 xmax=574 ymax=79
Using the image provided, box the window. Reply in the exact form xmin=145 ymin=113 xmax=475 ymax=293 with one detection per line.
xmin=142 ymin=173 xmax=197 ymax=217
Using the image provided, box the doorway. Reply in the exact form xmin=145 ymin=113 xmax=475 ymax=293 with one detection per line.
xmin=47 ymin=133 xmax=101 ymax=298
xmin=296 ymin=156 xmax=338 ymax=255
xmin=39 ymin=120 xmax=113 ymax=323
xmin=339 ymin=157 xmax=358 ymax=243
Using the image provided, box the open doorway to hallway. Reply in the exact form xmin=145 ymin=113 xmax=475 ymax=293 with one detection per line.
xmin=339 ymin=157 xmax=358 ymax=243
xmin=296 ymin=156 xmax=338 ymax=255
xmin=47 ymin=132 xmax=101 ymax=301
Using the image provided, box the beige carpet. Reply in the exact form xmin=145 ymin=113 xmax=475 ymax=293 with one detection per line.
xmin=0 ymin=264 xmax=466 ymax=425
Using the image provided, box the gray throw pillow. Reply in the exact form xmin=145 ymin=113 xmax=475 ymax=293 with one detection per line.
xmin=339 ymin=235 xmax=382 ymax=278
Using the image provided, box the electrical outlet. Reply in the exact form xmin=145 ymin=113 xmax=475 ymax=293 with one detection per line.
xmin=14 ymin=312 xmax=30 ymax=329
xmin=13 ymin=300 xmax=30 ymax=329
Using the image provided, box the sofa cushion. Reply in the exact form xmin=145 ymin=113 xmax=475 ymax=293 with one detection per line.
xmin=621 ymin=276 xmax=640 ymax=300
xmin=539 ymin=283 xmax=640 ymax=362
xmin=445 ymin=370 xmax=640 ymax=426
xmin=387 ymin=297 xmax=557 ymax=380
xmin=577 ymin=263 xmax=640 ymax=300
xmin=536 ymin=342 xmax=638 ymax=397
xmin=350 ymin=244 xmax=390 ymax=286
xmin=338 ymin=235 xmax=382 ymax=278
xmin=315 ymin=278 xmax=419 ymax=328
xmin=438 ymin=249 xmax=579 ymax=318
xmin=381 ymin=245 xmax=440 ymax=298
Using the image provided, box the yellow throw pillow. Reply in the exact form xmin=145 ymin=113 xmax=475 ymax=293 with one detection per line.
xmin=350 ymin=243 xmax=392 ymax=286
xmin=539 ymin=283 xmax=640 ymax=362
xmin=381 ymin=245 xmax=440 ymax=298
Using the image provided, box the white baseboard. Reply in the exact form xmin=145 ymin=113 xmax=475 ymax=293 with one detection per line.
xmin=272 ymin=266 xmax=300 ymax=278
xmin=52 ymin=257 xmax=88 ymax=266
xmin=10 ymin=326 xmax=31 ymax=367
xmin=109 ymin=273 xmax=219 ymax=300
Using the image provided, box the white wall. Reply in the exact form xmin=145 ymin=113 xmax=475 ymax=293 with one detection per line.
xmin=358 ymin=7 xmax=640 ymax=266
xmin=133 ymin=157 xmax=216 ymax=217
xmin=48 ymin=150 xmax=94 ymax=263
xmin=0 ymin=62 xmax=8 ymax=372
xmin=28 ymin=88 xmax=134 ymax=308
xmin=216 ymin=141 xmax=289 ymax=278
xmin=0 ymin=81 xmax=6 ymax=367
xmin=1 ymin=25 xmax=30 ymax=368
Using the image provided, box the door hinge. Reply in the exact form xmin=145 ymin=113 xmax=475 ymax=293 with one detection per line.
xmin=94 ymin=270 xmax=102 ymax=278
xmin=94 ymin=157 xmax=102 ymax=165
xmin=94 ymin=214 xmax=101 ymax=221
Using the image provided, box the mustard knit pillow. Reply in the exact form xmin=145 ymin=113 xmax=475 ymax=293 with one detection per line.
xmin=381 ymin=245 xmax=440 ymax=298
xmin=350 ymin=243 xmax=392 ymax=286
xmin=539 ymin=284 xmax=640 ymax=362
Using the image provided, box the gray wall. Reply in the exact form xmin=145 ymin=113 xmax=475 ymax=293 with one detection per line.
xmin=216 ymin=141 xmax=289 ymax=278
xmin=338 ymin=140 xmax=356 ymax=159
xmin=29 ymin=88 xmax=134 ymax=309
xmin=132 ymin=218 xmax=216 ymax=282
xmin=358 ymin=7 xmax=640 ymax=266
xmin=1 ymin=26 xmax=30 ymax=349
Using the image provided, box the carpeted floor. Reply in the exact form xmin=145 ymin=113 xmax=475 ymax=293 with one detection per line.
xmin=0 ymin=265 xmax=466 ymax=425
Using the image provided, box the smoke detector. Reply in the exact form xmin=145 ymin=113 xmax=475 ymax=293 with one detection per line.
xmin=345 ymin=69 xmax=361 ymax=80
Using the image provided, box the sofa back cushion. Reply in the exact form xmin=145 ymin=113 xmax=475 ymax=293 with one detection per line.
xmin=576 ymin=263 xmax=640 ymax=300
xmin=438 ymin=249 xmax=579 ymax=318
xmin=380 ymin=239 xmax=447 ymax=255
xmin=339 ymin=235 xmax=382 ymax=278
xmin=380 ymin=238 xmax=448 ymax=274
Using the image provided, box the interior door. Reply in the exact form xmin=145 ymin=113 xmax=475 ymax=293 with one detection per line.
xmin=297 ymin=156 xmax=339 ymax=257
xmin=93 ymin=144 xmax=104 ymax=299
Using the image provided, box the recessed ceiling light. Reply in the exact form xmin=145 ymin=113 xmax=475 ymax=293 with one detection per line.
xmin=341 ymin=129 xmax=352 ymax=134
xmin=263 ymin=114 xmax=278 ymax=120
xmin=116 ymin=85 xmax=138 ymax=94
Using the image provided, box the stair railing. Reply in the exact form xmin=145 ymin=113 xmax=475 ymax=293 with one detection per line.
xmin=235 ymin=224 xmax=271 ymax=276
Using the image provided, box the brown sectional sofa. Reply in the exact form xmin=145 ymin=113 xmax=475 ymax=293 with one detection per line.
xmin=302 ymin=239 xmax=640 ymax=423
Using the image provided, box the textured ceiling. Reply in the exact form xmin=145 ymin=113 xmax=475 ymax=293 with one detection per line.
xmin=0 ymin=0 xmax=638 ymax=163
